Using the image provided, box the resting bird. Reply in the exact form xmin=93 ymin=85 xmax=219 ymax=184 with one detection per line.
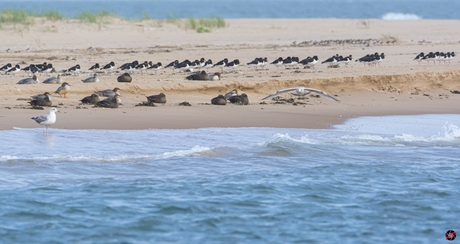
xmin=146 ymin=93 xmax=166 ymax=103
xmin=229 ymin=93 xmax=249 ymax=105
xmin=31 ymin=107 xmax=59 ymax=133
xmin=95 ymin=95 xmax=120 ymax=108
xmin=261 ymin=87 xmax=339 ymax=101
xmin=28 ymin=92 xmax=52 ymax=107
xmin=117 ymin=73 xmax=132 ymax=83
xmin=55 ymin=82 xmax=71 ymax=98
xmin=211 ymin=95 xmax=227 ymax=105
xmin=81 ymin=74 xmax=99 ymax=83
xmin=42 ymin=74 xmax=62 ymax=84
xmin=17 ymin=75 xmax=39 ymax=84
xmin=95 ymin=88 xmax=121 ymax=97
xmin=80 ymin=94 xmax=100 ymax=104
xmin=224 ymin=89 xmax=238 ymax=100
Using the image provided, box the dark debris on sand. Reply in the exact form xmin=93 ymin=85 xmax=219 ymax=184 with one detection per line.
xmin=136 ymin=101 xmax=157 ymax=107
xmin=179 ymin=101 xmax=191 ymax=106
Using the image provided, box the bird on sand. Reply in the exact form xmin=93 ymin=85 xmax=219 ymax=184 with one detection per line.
xmin=95 ymin=88 xmax=121 ymax=97
xmin=229 ymin=93 xmax=249 ymax=105
xmin=80 ymin=94 xmax=100 ymax=104
xmin=146 ymin=93 xmax=166 ymax=103
xmin=31 ymin=107 xmax=59 ymax=133
xmin=261 ymin=87 xmax=339 ymax=101
xmin=43 ymin=74 xmax=62 ymax=84
xmin=211 ymin=95 xmax=227 ymax=105
xmin=81 ymin=74 xmax=99 ymax=83
xmin=55 ymin=82 xmax=71 ymax=98
xmin=28 ymin=92 xmax=52 ymax=107
xmin=95 ymin=95 xmax=120 ymax=108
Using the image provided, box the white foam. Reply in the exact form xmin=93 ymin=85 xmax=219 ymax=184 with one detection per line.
xmin=382 ymin=12 xmax=422 ymax=20
xmin=0 ymin=145 xmax=211 ymax=162
xmin=256 ymin=133 xmax=313 ymax=147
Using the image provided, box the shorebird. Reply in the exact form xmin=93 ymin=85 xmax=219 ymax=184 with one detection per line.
xmin=31 ymin=107 xmax=59 ymax=133
xmin=55 ymin=82 xmax=71 ymax=98
xmin=413 ymin=52 xmax=424 ymax=65
xmin=224 ymin=89 xmax=238 ymax=100
xmin=299 ymin=56 xmax=319 ymax=69
xmin=214 ymin=58 xmax=228 ymax=72
xmin=89 ymin=63 xmax=100 ymax=71
xmin=0 ymin=63 xmax=12 ymax=71
xmin=148 ymin=62 xmax=163 ymax=74
xmin=271 ymin=57 xmax=283 ymax=70
xmin=261 ymin=87 xmax=339 ymax=101
xmin=102 ymin=61 xmax=115 ymax=72
xmin=6 ymin=64 xmax=21 ymax=76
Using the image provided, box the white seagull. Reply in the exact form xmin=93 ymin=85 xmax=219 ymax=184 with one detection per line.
xmin=31 ymin=107 xmax=59 ymax=133
xmin=261 ymin=87 xmax=339 ymax=101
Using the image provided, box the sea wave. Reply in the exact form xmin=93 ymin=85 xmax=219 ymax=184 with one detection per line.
xmin=381 ymin=12 xmax=422 ymax=20
xmin=0 ymin=145 xmax=211 ymax=162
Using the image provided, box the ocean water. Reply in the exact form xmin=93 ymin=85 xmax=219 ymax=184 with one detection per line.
xmin=1 ymin=114 xmax=460 ymax=243
xmin=0 ymin=0 xmax=459 ymax=20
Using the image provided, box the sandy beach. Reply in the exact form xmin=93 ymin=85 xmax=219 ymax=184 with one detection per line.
xmin=0 ymin=18 xmax=459 ymax=130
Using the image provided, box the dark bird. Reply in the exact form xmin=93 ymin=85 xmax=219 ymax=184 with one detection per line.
xmin=211 ymin=95 xmax=227 ymax=105
xmin=146 ymin=93 xmax=166 ymax=104
xmin=95 ymin=95 xmax=120 ymax=108
xmin=80 ymin=94 xmax=100 ymax=104
xmin=89 ymin=63 xmax=100 ymax=70
xmin=102 ymin=61 xmax=115 ymax=71
xmin=213 ymin=58 xmax=228 ymax=72
xmin=117 ymin=73 xmax=132 ymax=83
xmin=229 ymin=93 xmax=249 ymax=105
xmin=0 ymin=63 xmax=12 ymax=71
xmin=28 ymin=92 xmax=52 ymax=107
xmin=186 ymin=71 xmax=209 ymax=80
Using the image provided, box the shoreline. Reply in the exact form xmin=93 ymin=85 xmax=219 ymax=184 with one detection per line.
xmin=0 ymin=18 xmax=459 ymax=131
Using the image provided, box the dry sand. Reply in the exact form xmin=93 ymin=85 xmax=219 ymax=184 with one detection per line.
xmin=0 ymin=18 xmax=459 ymax=130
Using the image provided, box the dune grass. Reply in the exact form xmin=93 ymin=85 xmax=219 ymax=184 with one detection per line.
xmin=0 ymin=9 xmax=227 ymax=33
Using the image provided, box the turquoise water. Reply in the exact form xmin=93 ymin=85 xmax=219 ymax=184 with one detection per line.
xmin=1 ymin=0 xmax=459 ymax=19
xmin=1 ymin=114 xmax=460 ymax=243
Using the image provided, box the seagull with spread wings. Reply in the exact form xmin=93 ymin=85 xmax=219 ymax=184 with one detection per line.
xmin=261 ymin=87 xmax=339 ymax=101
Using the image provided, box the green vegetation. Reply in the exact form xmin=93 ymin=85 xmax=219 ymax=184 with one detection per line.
xmin=185 ymin=17 xmax=226 ymax=33
xmin=0 ymin=9 xmax=227 ymax=33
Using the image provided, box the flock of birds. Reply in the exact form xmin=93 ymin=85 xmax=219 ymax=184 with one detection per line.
xmin=413 ymin=51 xmax=456 ymax=65
xmin=1 ymin=51 xmax=456 ymax=79
xmin=1 ymin=51 xmax=454 ymax=133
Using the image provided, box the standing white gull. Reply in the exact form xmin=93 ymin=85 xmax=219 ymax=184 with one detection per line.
xmin=261 ymin=87 xmax=339 ymax=101
xmin=31 ymin=107 xmax=59 ymax=133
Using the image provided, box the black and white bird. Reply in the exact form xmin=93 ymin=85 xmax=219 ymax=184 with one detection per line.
xmin=338 ymin=55 xmax=353 ymax=67
xmin=271 ymin=57 xmax=283 ymax=70
xmin=136 ymin=61 xmax=150 ymax=74
xmin=213 ymin=58 xmax=228 ymax=72
xmin=41 ymin=63 xmax=53 ymax=76
xmin=413 ymin=52 xmax=424 ymax=64
xmin=0 ymin=63 xmax=12 ymax=71
xmin=102 ymin=61 xmax=115 ymax=72
xmin=299 ymin=56 xmax=319 ymax=69
xmin=282 ymin=57 xmax=299 ymax=69
xmin=6 ymin=64 xmax=20 ymax=76
xmin=89 ymin=63 xmax=100 ymax=71
xmin=203 ymin=59 xmax=213 ymax=71
xmin=119 ymin=61 xmax=138 ymax=71
xmin=66 ymin=64 xmax=81 ymax=75
xmin=322 ymin=55 xmax=339 ymax=67
xmin=226 ymin=59 xmax=240 ymax=71
xmin=176 ymin=60 xmax=192 ymax=72
xmin=148 ymin=62 xmax=163 ymax=74
xmin=165 ymin=60 xmax=179 ymax=73
xmin=261 ymin=87 xmax=339 ymax=101
xmin=247 ymin=57 xmax=261 ymax=70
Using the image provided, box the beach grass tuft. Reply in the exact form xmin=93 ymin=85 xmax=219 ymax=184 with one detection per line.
xmin=75 ymin=11 xmax=97 ymax=23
